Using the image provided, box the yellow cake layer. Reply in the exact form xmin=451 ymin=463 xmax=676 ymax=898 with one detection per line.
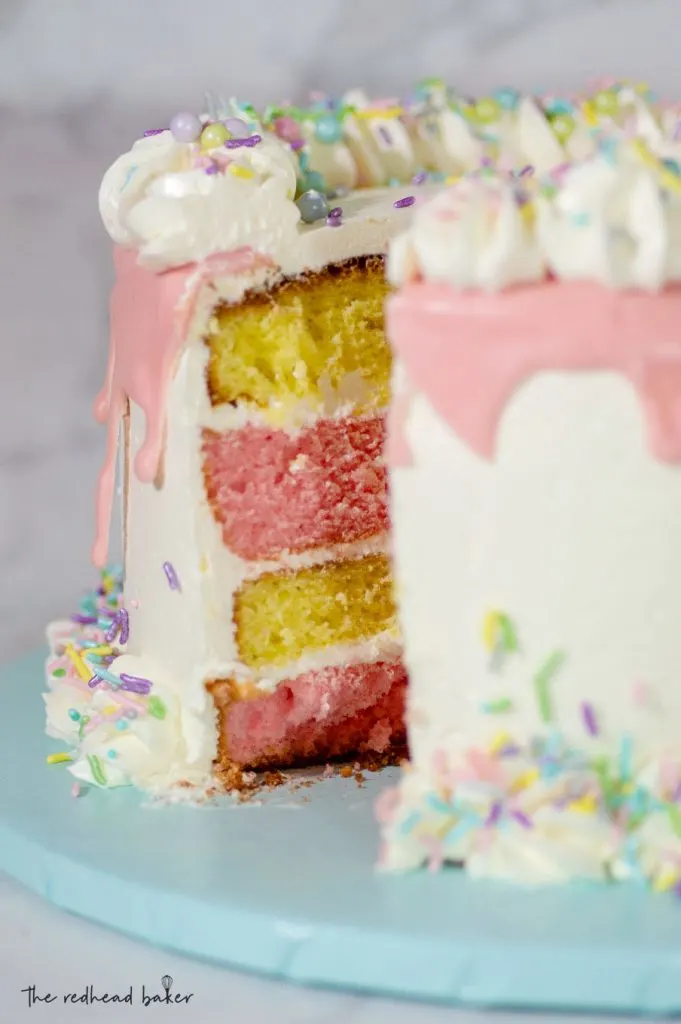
xmin=234 ymin=554 xmax=396 ymax=669
xmin=206 ymin=256 xmax=390 ymax=417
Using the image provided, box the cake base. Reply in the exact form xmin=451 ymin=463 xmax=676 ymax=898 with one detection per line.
xmin=3 ymin=651 xmax=681 ymax=1015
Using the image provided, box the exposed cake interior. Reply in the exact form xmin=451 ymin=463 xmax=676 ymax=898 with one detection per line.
xmin=202 ymin=257 xmax=404 ymax=772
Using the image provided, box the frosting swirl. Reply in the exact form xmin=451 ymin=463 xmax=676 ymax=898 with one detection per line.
xmin=99 ymin=129 xmax=300 ymax=271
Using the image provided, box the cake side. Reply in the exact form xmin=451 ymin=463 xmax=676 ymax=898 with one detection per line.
xmin=381 ymin=147 xmax=681 ymax=887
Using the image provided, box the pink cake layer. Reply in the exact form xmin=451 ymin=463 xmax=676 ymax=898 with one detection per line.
xmin=202 ymin=417 xmax=388 ymax=560
xmin=211 ymin=659 xmax=407 ymax=769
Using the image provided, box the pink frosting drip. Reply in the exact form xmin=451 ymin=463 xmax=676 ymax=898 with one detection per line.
xmin=387 ymin=281 xmax=681 ymax=465
xmin=92 ymin=245 xmax=274 ymax=568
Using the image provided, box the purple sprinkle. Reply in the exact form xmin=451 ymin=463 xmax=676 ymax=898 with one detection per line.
xmin=485 ymin=801 xmax=503 ymax=826
xmin=674 ymin=120 xmax=681 ymax=143
xmin=511 ymin=810 xmax=533 ymax=829
xmin=163 ymin=561 xmax=181 ymax=591
xmin=328 ymin=206 xmax=343 ymax=218
xmin=674 ymin=880 xmax=681 ymax=898
xmin=119 ymin=673 xmax=153 ymax=696
xmin=326 ymin=215 xmax=342 ymax=227
xmin=72 ymin=614 xmax=97 ymax=625
xmin=118 ymin=608 xmax=130 ymax=645
xmin=480 ymin=156 xmax=493 ymax=168
xmin=105 ymin=610 xmax=121 ymax=643
xmin=204 ymin=163 xmax=220 ymax=175
xmin=289 ymin=138 xmax=306 ymax=151
xmin=518 ymin=164 xmax=534 ymax=177
xmin=224 ymin=133 xmax=262 ymax=150
xmin=412 ymin=171 xmax=428 ymax=185
xmin=672 ymin=779 xmax=681 ymax=803
xmin=581 ymin=701 xmax=599 ymax=737
xmin=393 ymin=195 xmax=415 ymax=209
xmin=143 ymin=128 xmax=167 ymax=137
xmin=377 ymin=125 xmax=392 ymax=145
xmin=88 ymin=675 xmax=101 ymax=689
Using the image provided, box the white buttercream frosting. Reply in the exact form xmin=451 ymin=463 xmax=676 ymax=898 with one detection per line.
xmin=99 ymin=129 xmax=300 ymax=270
xmin=538 ymin=149 xmax=681 ymax=289
xmin=388 ymin=176 xmax=543 ymax=291
xmin=389 ymin=144 xmax=681 ymax=291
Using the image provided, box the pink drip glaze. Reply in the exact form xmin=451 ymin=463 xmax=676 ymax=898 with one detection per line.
xmin=387 ymin=281 xmax=681 ymax=465
xmin=92 ymin=245 xmax=275 ymax=568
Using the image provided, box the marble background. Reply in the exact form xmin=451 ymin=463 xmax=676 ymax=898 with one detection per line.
xmin=1 ymin=0 xmax=679 ymax=661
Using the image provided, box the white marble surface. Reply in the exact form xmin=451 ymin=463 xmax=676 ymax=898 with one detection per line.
xmin=1 ymin=0 xmax=680 ymax=1018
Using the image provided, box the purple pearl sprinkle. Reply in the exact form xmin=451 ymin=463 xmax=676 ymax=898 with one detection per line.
xmin=326 ymin=215 xmax=342 ymax=227
xmin=393 ymin=195 xmax=415 ymax=209
xmin=223 ymin=117 xmax=250 ymax=138
xmin=163 ymin=561 xmax=181 ymax=591
xmin=412 ymin=171 xmax=428 ymax=185
xmin=170 ymin=111 xmax=202 ymax=143
xmin=143 ymin=128 xmax=167 ymax=137
xmin=119 ymin=673 xmax=153 ymax=696
xmin=72 ymin=614 xmax=97 ymax=625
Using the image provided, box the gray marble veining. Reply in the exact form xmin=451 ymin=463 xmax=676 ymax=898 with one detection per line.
xmin=1 ymin=0 xmax=678 ymax=661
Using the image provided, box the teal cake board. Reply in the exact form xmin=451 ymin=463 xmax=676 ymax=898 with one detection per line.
xmin=2 ymin=650 xmax=681 ymax=1015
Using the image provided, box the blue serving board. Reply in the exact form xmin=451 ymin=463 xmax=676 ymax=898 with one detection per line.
xmin=1 ymin=649 xmax=681 ymax=1015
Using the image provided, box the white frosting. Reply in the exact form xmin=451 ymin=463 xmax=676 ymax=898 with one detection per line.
xmin=390 ymin=148 xmax=681 ymax=291
xmin=383 ymin=370 xmax=681 ymax=881
xmin=99 ymin=129 xmax=300 ymax=270
xmin=389 ymin=177 xmax=543 ymax=291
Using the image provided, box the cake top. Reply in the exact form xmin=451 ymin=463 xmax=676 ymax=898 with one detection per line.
xmin=389 ymin=139 xmax=681 ymax=292
xmin=99 ymin=79 xmax=681 ymax=273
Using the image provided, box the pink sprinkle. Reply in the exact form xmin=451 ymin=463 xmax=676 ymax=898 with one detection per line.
xmin=420 ymin=834 xmax=444 ymax=873
xmin=374 ymin=786 xmax=401 ymax=825
xmin=163 ymin=561 xmax=181 ymax=591
xmin=581 ymin=701 xmax=599 ymax=736
xmin=71 ymin=783 xmax=82 ymax=798
xmin=393 ymin=195 xmax=415 ymax=209
xmin=633 ymin=680 xmax=650 ymax=708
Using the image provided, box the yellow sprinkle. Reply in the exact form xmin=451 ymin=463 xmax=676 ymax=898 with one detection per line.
xmin=581 ymin=100 xmax=598 ymax=127
xmin=510 ymin=769 xmax=540 ymax=794
xmin=444 ymin=175 xmax=461 ymax=185
xmin=355 ymin=106 xmax=403 ymax=120
xmin=47 ymin=752 xmax=72 ymax=765
xmin=229 ymin=164 xmax=254 ymax=180
xmin=660 ymin=168 xmax=681 ymax=195
xmin=482 ymin=611 xmax=501 ymax=652
xmin=65 ymin=644 xmax=92 ymax=682
xmin=653 ymin=869 xmax=679 ymax=892
xmin=520 ymin=202 xmax=536 ymax=229
xmin=631 ymin=138 xmax=658 ymax=169
xmin=570 ymin=795 xmax=598 ymax=814
xmin=83 ymin=645 xmax=113 ymax=657
xmin=102 ymin=705 xmax=118 ymax=716
xmin=488 ymin=731 xmax=513 ymax=756
xmin=199 ymin=554 xmax=209 ymax=574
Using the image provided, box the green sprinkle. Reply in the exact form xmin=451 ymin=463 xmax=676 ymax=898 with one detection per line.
xmin=533 ymin=650 xmax=565 ymax=724
xmin=52 ymin=667 xmax=66 ymax=678
xmin=497 ymin=614 xmax=519 ymax=653
xmin=148 ymin=696 xmax=167 ymax=720
xmin=87 ymin=754 xmax=107 ymax=787
xmin=481 ymin=697 xmax=513 ymax=714
xmin=78 ymin=715 xmax=90 ymax=741
xmin=668 ymin=804 xmax=681 ymax=839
